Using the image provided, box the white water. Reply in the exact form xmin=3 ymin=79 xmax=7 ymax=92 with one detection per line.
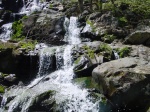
xmin=0 ymin=16 xmax=100 ymax=112
xmin=20 ymin=0 xmax=49 ymax=15
xmin=67 ymin=17 xmax=81 ymax=45
xmin=0 ymin=23 xmax=12 ymax=42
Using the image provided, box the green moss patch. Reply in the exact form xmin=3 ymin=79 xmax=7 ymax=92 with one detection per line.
xmin=0 ymin=85 xmax=5 ymax=93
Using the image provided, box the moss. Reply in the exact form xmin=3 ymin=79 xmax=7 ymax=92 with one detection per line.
xmin=22 ymin=15 xmax=29 ymax=20
xmin=119 ymin=47 xmax=131 ymax=58
xmin=11 ymin=20 xmax=25 ymax=41
xmin=0 ymin=85 xmax=5 ymax=93
xmin=74 ymin=56 xmax=81 ymax=64
xmin=49 ymin=4 xmax=53 ymax=8
xmin=82 ymin=45 xmax=95 ymax=59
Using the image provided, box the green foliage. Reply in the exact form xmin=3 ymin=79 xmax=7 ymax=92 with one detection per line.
xmin=118 ymin=16 xmax=128 ymax=27
xmin=86 ymin=20 xmax=96 ymax=32
xmin=19 ymin=41 xmax=37 ymax=51
xmin=102 ymin=2 xmax=114 ymax=11
xmin=22 ymin=15 xmax=28 ymax=20
xmin=119 ymin=47 xmax=131 ymax=58
xmin=102 ymin=34 xmax=116 ymax=43
xmin=49 ymin=4 xmax=53 ymax=8
xmin=116 ymin=0 xmax=150 ymax=19
xmin=82 ymin=45 xmax=95 ymax=59
xmin=0 ymin=85 xmax=5 ymax=93
xmin=99 ymin=43 xmax=112 ymax=52
xmin=11 ymin=20 xmax=25 ymax=41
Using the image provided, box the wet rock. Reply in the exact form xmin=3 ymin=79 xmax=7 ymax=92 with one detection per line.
xmin=92 ymin=57 xmax=150 ymax=112
xmin=73 ymin=55 xmax=102 ymax=77
xmin=4 ymin=74 xmax=16 ymax=82
xmin=0 ymin=42 xmax=39 ymax=82
xmin=27 ymin=90 xmax=55 ymax=112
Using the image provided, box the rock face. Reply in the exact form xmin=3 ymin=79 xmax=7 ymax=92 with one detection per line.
xmin=92 ymin=57 xmax=150 ymax=112
xmin=124 ymin=20 xmax=150 ymax=46
xmin=124 ymin=30 xmax=150 ymax=45
xmin=0 ymin=42 xmax=39 ymax=82
xmin=22 ymin=11 xmax=66 ymax=45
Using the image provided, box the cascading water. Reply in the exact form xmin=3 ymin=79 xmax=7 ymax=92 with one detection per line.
xmin=67 ymin=17 xmax=81 ymax=45
xmin=0 ymin=17 xmax=100 ymax=112
xmin=0 ymin=23 xmax=12 ymax=42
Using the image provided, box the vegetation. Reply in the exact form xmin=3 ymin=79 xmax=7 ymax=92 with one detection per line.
xmin=82 ymin=45 xmax=95 ymax=59
xmin=102 ymin=34 xmax=116 ymax=43
xmin=19 ymin=40 xmax=37 ymax=51
xmin=119 ymin=47 xmax=131 ymax=58
xmin=11 ymin=20 xmax=25 ymax=41
xmin=0 ymin=85 xmax=5 ymax=93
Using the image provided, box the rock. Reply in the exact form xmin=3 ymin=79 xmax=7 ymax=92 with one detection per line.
xmin=124 ymin=30 xmax=150 ymax=46
xmin=22 ymin=11 xmax=66 ymax=45
xmin=124 ymin=20 xmax=150 ymax=45
xmin=0 ymin=42 xmax=39 ymax=82
xmin=27 ymin=90 xmax=55 ymax=112
xmin=73 ymin=56 xmax=99 ymax=77
xmin=92 ymin=57 xmax=150 ymax=112
xmin=4 ymin=74 xmax=16 ymax=82
xmin=2 ymin=0 xmax=23 ymax=13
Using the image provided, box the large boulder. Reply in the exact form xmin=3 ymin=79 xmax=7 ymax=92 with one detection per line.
xmin=22 ymin=11 xmax=66 ymax=45
xmin=124 ymin=20 xmax=150 ymax=46
xmin=92 ymin=57 xmax=150 ymax=112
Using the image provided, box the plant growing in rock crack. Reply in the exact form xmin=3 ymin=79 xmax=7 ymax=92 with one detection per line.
xmin=86 ymin=20 xmax=96 ymax=33
xmin=99 ymin=43 xmax=113 ymax=60
xmin=102 ymin=34 xmax=116 ymax=43
xmin=11 ymin=20 xmax=25 ymax=41
xmin=82 ymin=45 xmax=95 ymax=59
xmin=119 ymin=47 xmax=131 ymax=58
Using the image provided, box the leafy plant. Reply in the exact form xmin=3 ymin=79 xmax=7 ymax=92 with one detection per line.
xmin=11 ymin=20 xmax=25 ymax=41
xmin=102 ymin=34 xmax=116 ymax=43
xmin=118 ymin=16 xmax=128 ymax=27
xmin=119 ymin=47 xmax=131 ymax=58
xmin=19 ymin=41 xmax=37 ymax=51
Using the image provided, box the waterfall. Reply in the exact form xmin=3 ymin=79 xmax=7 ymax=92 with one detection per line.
xmin=0 ymin=23 xmax=12 ymax=42
xmin=0 ymin=16 xmax=100 ymax=112
xmin=114 ymin=50 xmax=119 ymax=59
xmin=67 ymin=17 xmax=81 ymax=45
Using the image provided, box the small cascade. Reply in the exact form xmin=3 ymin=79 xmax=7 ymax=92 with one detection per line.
xmin=114 ymin=50 xmax=120 ymax=59
xmin=0 ymin=23 xmax=12 ymax=42
xmin=38 ymin=47 xmax=56 ymax=77
xmin=67 ymin=17 xmax=81 ymax=45
xmin=20 ymin=0 xmax=48 ymax=15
